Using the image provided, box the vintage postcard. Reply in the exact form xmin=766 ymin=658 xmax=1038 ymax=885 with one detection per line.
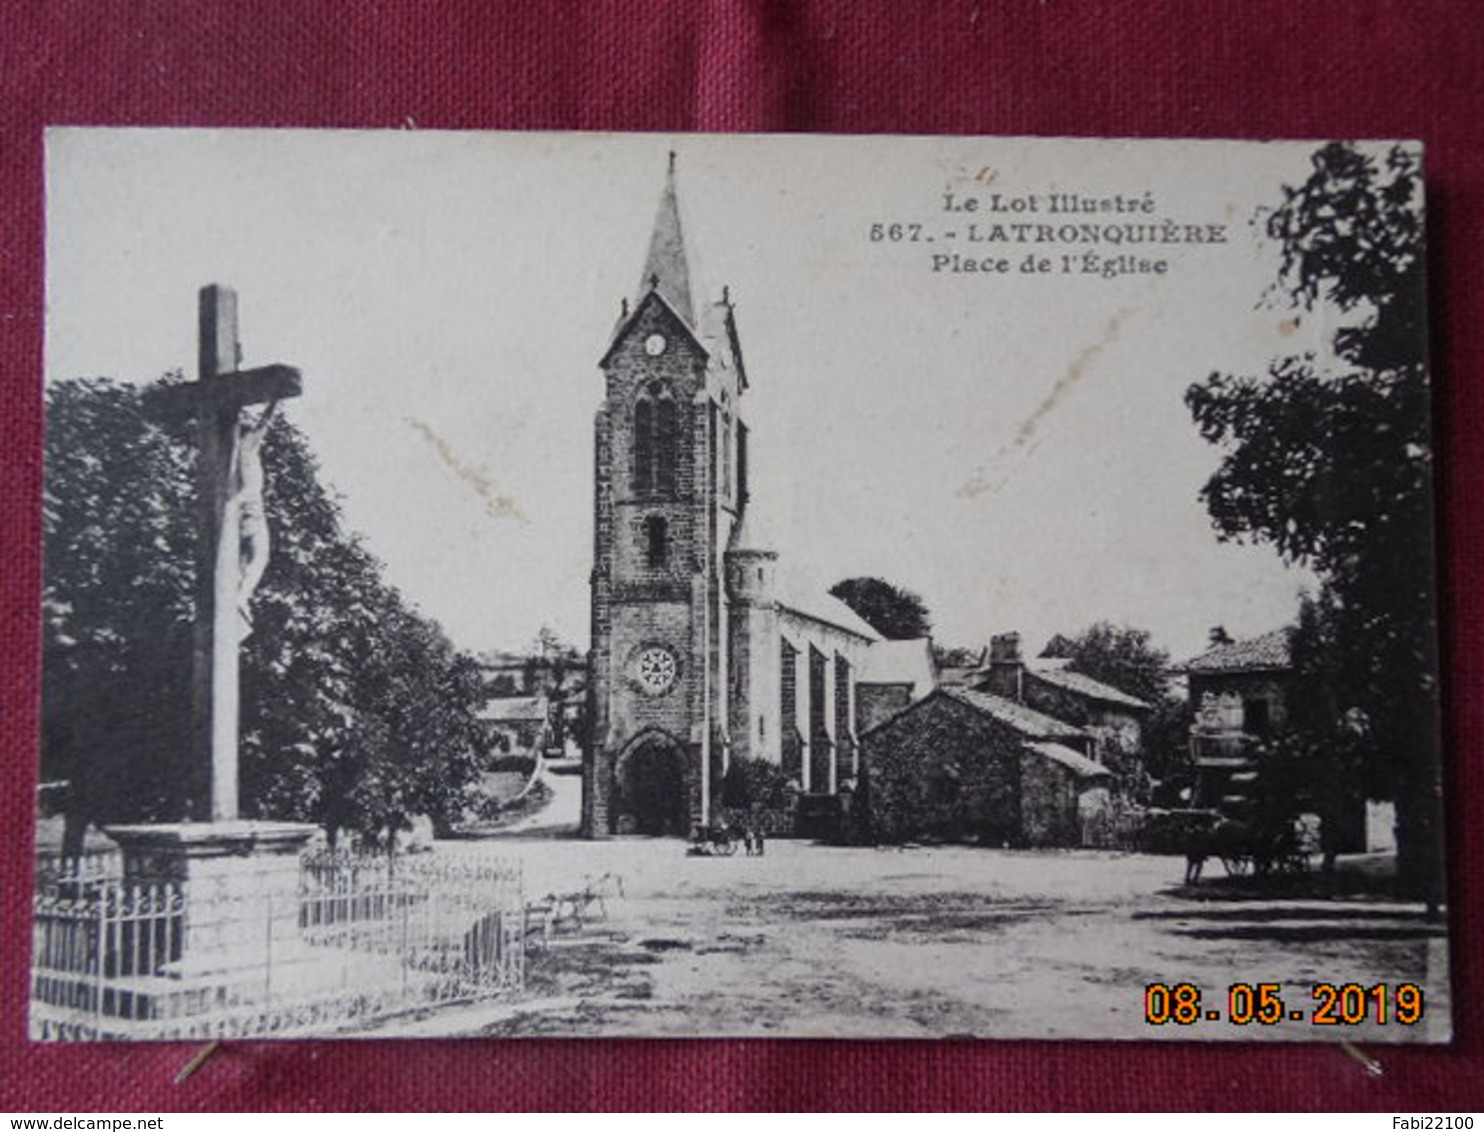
xmin=35 ymin=130 xmax=1448 ymax=1041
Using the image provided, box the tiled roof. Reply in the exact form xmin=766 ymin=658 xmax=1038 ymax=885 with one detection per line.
xmin=776 ymin=567 xmax=882 ymax=643
xmin=936 ymin=665 xmax=983 ymax=688
xmin=1025 ymin=741 xmax=1112 ymax=780
xmin=1181 ymin=628 xmax=1292 ymax=674
xmin=942 ymin=688 xmax=1088 ymax=741
xmin=778 ymin=596 xmax=882 ymax=643
xmin=1026 ymin=665 xmax=1152 ymax=711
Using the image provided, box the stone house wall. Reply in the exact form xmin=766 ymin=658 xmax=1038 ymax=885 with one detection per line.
xmin=1017 ymin=752 xmax=1107 ymax=847
xmin=861 ymin=695 xmax=1022 ymax=845
xmin=1187 ymin=671 xmax=1291 ymax=736
xmin=1019 ymin=674 xmax=1144 ymax=763
xmin=855 ymin=683 xmax=914 ymax=735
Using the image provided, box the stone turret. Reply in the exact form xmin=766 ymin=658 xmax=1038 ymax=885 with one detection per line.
xmin=725 ymin=501 xmax=781 ymax=765
xmin=724 ymin=503 xmax=777 ymax=607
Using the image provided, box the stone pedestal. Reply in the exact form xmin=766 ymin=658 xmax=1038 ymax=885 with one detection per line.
xmin=102 ymin=821 xmax=319 ymax=979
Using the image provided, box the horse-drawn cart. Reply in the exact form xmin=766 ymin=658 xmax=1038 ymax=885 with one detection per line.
xmin=1176 ymin=808 xmax=1310 ymax=884
xmin=687 ymin=824 xmax=740 ymax=856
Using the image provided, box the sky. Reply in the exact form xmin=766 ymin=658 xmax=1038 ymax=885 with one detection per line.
xmin=45 ymin=129 xmax=1335 ymax=662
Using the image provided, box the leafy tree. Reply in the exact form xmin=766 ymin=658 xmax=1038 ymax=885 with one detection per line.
xmin=1184 ymin=142 xmax=1441 ymax=902
xmin=1139 ymin=697 xmax=1196 ymax=791
xmin=1038 ymin=621 xmax=1169 ymax=707
xmin=931 ymin=643 xmax=985 ymax=669
xmin=1274 ymin=591 xmax=1374 ymax=866
xmin=42 ymin=378 xmax=198 ymax=851
xmin=1039 ymin=622 xmax=1185 ymax=791
xmin=43 ymin=377 xmax=491 ymax=849
xmin=828 ymin=577 xmax=932 ymax=640
xmin=721 ymin=756 xmax=792 ymax=813
xmin=487 ymin=673 xmax=519 ymax=697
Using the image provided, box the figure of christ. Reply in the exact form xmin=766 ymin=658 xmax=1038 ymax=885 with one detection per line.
xmin=224 ymin=400 xmax=279 ymax=640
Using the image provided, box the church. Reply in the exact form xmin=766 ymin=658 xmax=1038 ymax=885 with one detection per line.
xmin=581 ymin=158 xmax=934 ymax=838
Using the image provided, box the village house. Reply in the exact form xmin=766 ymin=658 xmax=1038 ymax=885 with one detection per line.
xmin=1179 ymin=627 xmax=1291 ymax=816
xmin=477 ymin=694 xmax=550 ymax=757
xmin=853 ymin=630 xmax=1167 ymax=848
xmin=479 ymin=640 xmax=587 ymax=759
xmin=1182 ymin=628 xmax=1291 ymax=757
xmin=1177 ymin=626 xmax=1386 ymax=855
xmin=860 ymin=687 xmax=1113 ymax=847
xmin=971 ymin=632 xmax=1153 ymax=766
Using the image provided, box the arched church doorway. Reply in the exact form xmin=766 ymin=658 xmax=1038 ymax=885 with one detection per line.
xmin=616 ymin=734 xmax=690 ymax=836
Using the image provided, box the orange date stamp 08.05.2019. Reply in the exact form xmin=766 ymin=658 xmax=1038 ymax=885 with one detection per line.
xmin=1144 ymin=982 xmax=1425 ymax=1028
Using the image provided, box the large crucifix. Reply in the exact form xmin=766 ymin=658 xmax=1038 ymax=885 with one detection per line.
xmin=156 ymin=285 xmax=303 ymax=823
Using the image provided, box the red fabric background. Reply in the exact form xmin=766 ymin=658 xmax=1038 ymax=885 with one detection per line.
xmin=2 ymin=0 xmax=1482 ymax=1112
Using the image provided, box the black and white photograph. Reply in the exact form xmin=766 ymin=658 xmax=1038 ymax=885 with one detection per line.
xmin=34 ymin=129 xmax=1448 ymax=1042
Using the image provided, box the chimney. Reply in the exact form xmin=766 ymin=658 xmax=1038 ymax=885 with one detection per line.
xmin=982 ymin=632 xmax=1024 ymax=700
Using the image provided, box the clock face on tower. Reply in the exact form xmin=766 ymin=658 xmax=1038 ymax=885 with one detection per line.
xmin=633 ymin=645 xmax=678 ymax=695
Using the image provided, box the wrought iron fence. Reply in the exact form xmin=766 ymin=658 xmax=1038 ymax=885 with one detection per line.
xmin=298 ymin=850 xmax=526 ymax=992
xmin=34 ymin=850 xmax=123 ymax=892
xmin=31 ymin=848 xmax=524 ymax=1040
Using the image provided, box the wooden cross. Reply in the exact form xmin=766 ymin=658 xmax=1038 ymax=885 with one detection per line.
xmin=154 ymin=285 xmax=302 ymax=822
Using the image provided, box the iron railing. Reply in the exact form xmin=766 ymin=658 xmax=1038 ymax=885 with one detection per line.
xmin=31 ymin=848 xmax=524 ymax=1041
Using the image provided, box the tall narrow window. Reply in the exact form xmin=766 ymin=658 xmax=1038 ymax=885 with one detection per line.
xmin=736 ymin=421 xmax=749 ymax=506
xmin=633 ymin=398 xmax=654 ymax=494
xmin=720 ymin=391 xmax=732 ymax=499
xmin=722 ymin=414 xmax=733 ymax=499
xmin=655 ymin=397 xmax=678 ymax=494
xmin=634 ymin=386 xmax=677 ymax=496
xmin=781 ymin=639 xmax=801 ymax=781
xmin=808 ymin=645 xmax=831 ymax=793
xmin=834 ymin=656 xmax=851 ymax=743
xmin=644 ymin=515 xmax=669 ymax=568
xmin=809 ymin=646 xmax=830 ymax=746
xmin=835 ymin=655 xmax=854 ymax=785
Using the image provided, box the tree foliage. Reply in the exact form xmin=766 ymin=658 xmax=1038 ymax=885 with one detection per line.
xmin=1183 ymin=142 xmax=1441 ymax=900
xmin=43 ymin=377 xmax=491 ymax=847
xmin=720 ymin=755 xmax=793 ymax=813
xmin=1039 ymin=622 xmax=1170 ymax=707
xmin=42 ymin=379 xmax=198 ymax=830
xmin=1040 ymin=622 xmax=1186 ymax=787
xmin=518 ymin=625 xmax=586 ymax=752
xmin=828 ymin=577 xmax=932 ymax=640
xmin=931 ymin=643 xmax=984 ymax=669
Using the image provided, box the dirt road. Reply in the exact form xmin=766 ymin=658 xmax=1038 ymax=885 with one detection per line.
xmin=425 ymin=830 xmax=1449 ymax=1043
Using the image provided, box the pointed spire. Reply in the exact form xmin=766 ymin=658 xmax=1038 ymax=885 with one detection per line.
xmin=638 ymin=152 xmax=696 ymax=327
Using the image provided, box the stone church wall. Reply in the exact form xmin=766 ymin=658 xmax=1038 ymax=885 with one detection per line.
xmin=586 ymin=293 xmax=719 ymax=837
xmin=606 ymin=601 xmax=696 ymax=747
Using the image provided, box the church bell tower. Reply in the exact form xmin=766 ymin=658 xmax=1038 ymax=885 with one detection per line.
xmin=582 ymin=156 xmax=751 ymax=838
